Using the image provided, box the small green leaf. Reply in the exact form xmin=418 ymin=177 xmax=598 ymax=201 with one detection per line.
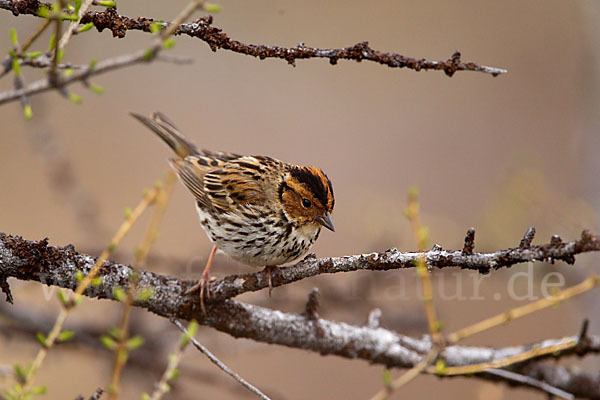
xmin=37 ymin=5 xmax=50 ymax=18
xmin=63 ymin=67 xmax=74 ymax=77
xmin=89 ymin=84 xmax=104 ymax=94
xmin=63 ymin=13 xmax=79 ymax=21
xmin=97 ymin=0 xmax=116 ymax=7
xmin=48 ymin=33 xmax=56 ymax=51
xmin=108 ymin=327 xmax=121 ymax=340
xmin=435 ymin=359 xmax=447 ymax=375
xmin=149 ymin=22 xmax=161 ymax=34
xmin=11 ymin=58 xmax=19 ymax=76
xmin=100 ymin=334 xmax=116 ymax=350
xmin=113 ymin=287 xmax=127 ymax=302
xmin=163 ymin=37 xmax=175 ymax=49
xmin=126 ymin=335 xmax=145 ymax=350
xmin=57 ymin=288 xmax=68 ymax=305
xmin=58 ymin=330 xmax=75 ymax=342
xmin=31 ymin=386 xmax=47 ymax=395
xmin=25 ymin=51 xmax=43 ymax=58
xmin=123 ymin=206 xmax=132 ymax=219
xmin=56 ymin=48 xmax=64 ymax=62
xmin=23 ymin=104 xmax=33 ymax=120
xmin=91 ymin=276 xmax=102 ymax=286
xmin=204 ymin=3 xmax=221 ymax=13
xmin=75 ymin=270 xmax=84 ymax=282
xmin=181 ymin=320 xmax=198 ymax=347
xmin=73 ymin=0 xmax=82 ymax=13
xmin=10 ymin=28 xmax=18 ymax=47
xmin=14 ymin=364 xmax=29 ymax=384
xmin=382 ymin=368 xmax=392 ymax=387
xmin=143 ymin=48 xmax=155 ymax=61
xmin=407 ymin=185 xmax=420 ymax=199
xmin=167 ymin=368 xmax=180 ymax=380
xmin=88 ymin=58 xmax=97 ymax=71
xmin=36 ymin=332 xmax=47 ymax=347
xmin=78 ymin=22 xmax=94 ymax=33
xmin=136 ymin=287 xmax=154 ymax=302
xmin=68 ymin=93 xmax=82 ymax=104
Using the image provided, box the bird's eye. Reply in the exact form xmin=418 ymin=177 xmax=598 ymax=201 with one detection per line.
xmin=302 ymin=198 xmax=312 ymax=208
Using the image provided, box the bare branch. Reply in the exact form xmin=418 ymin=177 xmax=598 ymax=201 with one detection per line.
xmin=172 ymin=319 xmax=272 ymax=400
xmin=0 ymin=49 xmax=193 ymax=105
xmin=0 ymin=0 xmax=506 ymax=76
xmin=1 ymin=231 xmax=600 ymax=398
xmin=206 ymin=228 xmax=599 ymax=301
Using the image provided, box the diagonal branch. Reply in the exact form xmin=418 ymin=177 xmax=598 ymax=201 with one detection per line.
xmin=1 ymin=231 xmax=600 ymax=398
xmin=0 ymin=0 xmax=506 ymax=76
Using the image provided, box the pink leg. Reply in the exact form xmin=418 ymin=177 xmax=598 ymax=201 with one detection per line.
xmin=186 ymin=245 xmax=218 ymax=312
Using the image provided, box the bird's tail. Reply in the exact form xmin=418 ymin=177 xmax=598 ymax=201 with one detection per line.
xmin=130 ymin=111 xmax=199 ymax=158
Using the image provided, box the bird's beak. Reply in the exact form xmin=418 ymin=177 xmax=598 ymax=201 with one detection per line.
xmin=316 ymin=212 xmax=335 ymax=232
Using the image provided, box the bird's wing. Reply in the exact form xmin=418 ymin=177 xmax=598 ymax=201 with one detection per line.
xmin=173 ymin=156 xmax=267 ymax=213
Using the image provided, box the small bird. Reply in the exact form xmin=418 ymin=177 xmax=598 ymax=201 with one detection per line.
xmin=131 ymin=112 xmax=335 ymax=308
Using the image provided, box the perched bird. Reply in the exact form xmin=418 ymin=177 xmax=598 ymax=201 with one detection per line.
xmin=131 ymin=112 xmax=335 ymax=308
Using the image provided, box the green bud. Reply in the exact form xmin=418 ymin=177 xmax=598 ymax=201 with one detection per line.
xmin=48 ymin=34 xmax=56 ymax=51
xmin=382 ymin=368 xmax=392 ymax=387
xmin=31 ymin=386 xmax=47 ymax=395
xmin=204 ymin=3 xmax=221 ymax=13
xmin=23 ymin=104 xmax=33 ymax=120
xmin=11 ymin=58 xmax=19 ymax=76
xmin=100 ymin=334 xmax=116 ymax=350
xmin=167 ymin=368 xmax=180 ymax=380
xmin=136 ymin=287 xmax=154 ymax=301
xmin=63 ymin=67 xmax=74 ymax=77
xmin=37 ymin=5 xmax=51 ymax=18
xmin=36 ymin=332 xmax=47 ymax=347
xmin=78 ymin=22 xmax=95 ymax=33
xmin=163 ymin=37 xmax=175 ymax=49
xmin=97 ymin=0 xmax=116 ymax=7
xmin=126 ymin=335 xmax=145 ymax=350
xmin=58 ymin=330 xmax=75 ymax=342
xmin=88 ymin=59 xmax=97 ymax=71
xmin=435 ymin=359 xmax=447 ymax=375
xmin=89 ymin=84 xmax=104 ymax=94
xmin=68 ymin=92 xmax=83 ymax=104
xmin=113 ymin=287 xmax=127 ymax=302
xmin=25 ymin=51 xmax=43 ymax=58
xmin=10 ymin=28 xmax=18 ymax=47
xmin=123 ymin=206 xmax=132 ymax=219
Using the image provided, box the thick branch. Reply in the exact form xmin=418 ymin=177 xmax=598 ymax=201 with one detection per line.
xmin=0 ymin=0 xmax=506 ymax=76
xmin=1 ymin=231 xmax=599 ymax=398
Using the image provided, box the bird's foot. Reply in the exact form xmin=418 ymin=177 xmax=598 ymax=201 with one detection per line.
xmin=186 ymin=270 xmax=211 ymax=313
xmin=263 ymin=265 xmax=279 ymax=297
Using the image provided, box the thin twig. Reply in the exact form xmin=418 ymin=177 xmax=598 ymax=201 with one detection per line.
xmin=0 ymin=50 xmax=192 ymax=105
xmin=172 ymin=319 xmax=272 ymax=400
xmin=485 ymin=369 xmax=573 ymax=400
xmin=446 ymin=275 xmax=599 ymax=344
xmin=19 ymin=186 xmax=159 ymax=396
xmin=109 ymin=172 xmax=175 ymax=399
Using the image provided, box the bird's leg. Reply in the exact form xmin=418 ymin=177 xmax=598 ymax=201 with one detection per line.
xmin=186 ymin=245 xmax=218 ymax=312
xmin=263 ymin=265 xmax=279 ymax=297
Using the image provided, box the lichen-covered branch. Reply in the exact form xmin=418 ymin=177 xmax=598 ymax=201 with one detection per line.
xmin=0 ymin=0 xmax=506 ymax=76
xmin=207 ymin=227 xmax=600 ymax=301
xmin=1 ymin=231 xmax=599 ymax=398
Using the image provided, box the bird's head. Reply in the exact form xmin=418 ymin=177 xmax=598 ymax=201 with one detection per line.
xmin=280 ymin=166 xmax=335 ymax=232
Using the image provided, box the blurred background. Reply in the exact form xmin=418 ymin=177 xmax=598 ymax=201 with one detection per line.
xmin=1 ymin=0 xmax=599 ymax=398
